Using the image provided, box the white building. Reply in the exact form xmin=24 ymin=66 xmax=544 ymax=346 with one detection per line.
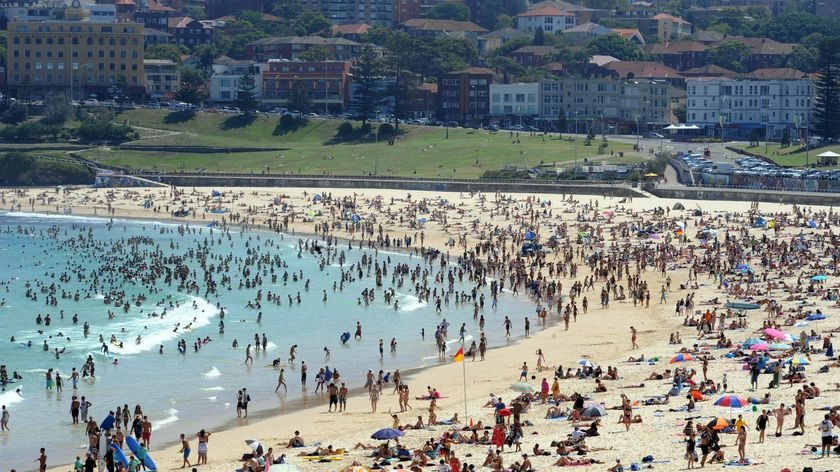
xmin=144 ymin=59 xmax=179 ymax=100
xmin=490 ymin=83 xmax=539 ymax=125
xmin=209 ymin=59 xmax=266 ymax=103
xmin=686 ymin=74 xmax=815 ymax=141
xmin=84 ymin=2 xmax=116 ymax=23
xmin=516 ymin=5 xmax=576 ymax=33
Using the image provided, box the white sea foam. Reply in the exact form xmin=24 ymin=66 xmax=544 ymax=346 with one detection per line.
xmin=202 ymin=367 xmax=221 ymax=378
xmin=265 ymin=341 xmax=277 ymax=351
xmin=203 ymin=386 xmax=224 ymax=391
xmin=0 ymin=389 xmax=24 ymax=405
xmin=152 ymin=408 xmax=179 ymax=430
xmin=398 ymin=294 xmax=427 ymax=312
xmin=206 ymin=396 xmax=217 ymax=401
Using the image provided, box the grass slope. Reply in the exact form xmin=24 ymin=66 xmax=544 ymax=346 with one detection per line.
xmin=82 ymin=110 xmax=641 ymax=178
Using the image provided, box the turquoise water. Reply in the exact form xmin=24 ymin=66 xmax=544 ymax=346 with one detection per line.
xmin=0 ymin=212 xmax=534 ymax=470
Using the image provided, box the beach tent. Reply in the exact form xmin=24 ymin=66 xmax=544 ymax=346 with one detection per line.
xmin=581 ymin=405 xmax=607 ymax=417
xmin=211 ymin=190 xmax=221 ymax=197
xmin=672 ymin=202 xmax=685 ymax=210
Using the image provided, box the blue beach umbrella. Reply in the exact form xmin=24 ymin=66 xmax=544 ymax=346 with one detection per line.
xmin=741 ymin=338 xmax=763 ymax=348
xmin=418 ymin=218 xmax=427 ymax=224
xmin=371 ymin=428 xmax=404 ymax=440
xmin=351 ymin=214 xmax=361 ymax=223
xmin=524 ymin=231 xmax=537 ymax=241
xmin=806 ymin=313 xmax=826 ymax=321
xmin=811 ymin=275 xmax=828 ymax=282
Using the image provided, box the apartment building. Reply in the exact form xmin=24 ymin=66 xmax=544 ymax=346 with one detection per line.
xmin=260 ymin=60 xmax=352 ymax=113
xmin=686 ymin=73 xmax=815 ymax=141
xmin=538 ymin=77 xmax=671 ymax=134
xmin=143 ymin=58 xmax=179 ymax=100
xmin=208 ymin=59 xmax=265 ymax=103
xmin=489 ymin=83 xmax=539 ymax=126
xmin=516 ymin=4 xmax=576 ymax=33
xmin=436 ymin=66 xmax=492 ymax=125
xmin=6 ymin=17 xmax=146 ymax=100
xmin=245 ymin=36 xmax=366 ymax=62
xmin=300 ymin=0 xmax=393 ymax=26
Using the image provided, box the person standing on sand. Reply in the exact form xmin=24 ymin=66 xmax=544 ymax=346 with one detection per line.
xmin=196 ymin=429 xmax=211 ymax=465
xmin=179 ymin=433 xmax=192 ymax=468
xmin=819 ymin=414 xmax=834 ymax=457
xmin=141 ymin=416 xmax=152 ymax=448
xmin=735 ymin=425 xmax=747 ymax=463
xmin=34 ymin=447 xmax=48 ymax=472
xmin=370 ymin=383 xmax=380 ymax=412
xmin=630 ymin=326 xmax=638 ymax=350
xmin=774 ymin=403 xmax=787 ymax=436
xmin=339 ymin=382 xmax=348 ymax=412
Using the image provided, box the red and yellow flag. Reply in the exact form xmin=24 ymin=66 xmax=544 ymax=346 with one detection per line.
xmin=453 ymin=346 xmax=464 ymax=362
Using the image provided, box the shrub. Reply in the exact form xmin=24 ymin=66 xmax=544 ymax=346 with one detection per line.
xmin=378 ymin=123 xmax=394 ymax=136
xmin=337 ymin=122 xmax=354 ymax=137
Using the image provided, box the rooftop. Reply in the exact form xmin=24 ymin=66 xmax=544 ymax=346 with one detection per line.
xmin=518 ymin=5 xmax=574 ymax=17
xmin=602 ymin=60 xmax=684 ymax=79
xmin=401 ymin=18 xmax=487 ymax=33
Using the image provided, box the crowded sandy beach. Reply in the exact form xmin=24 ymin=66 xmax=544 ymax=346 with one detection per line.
xmin=1 ymin=185 xmax=838 ymax=472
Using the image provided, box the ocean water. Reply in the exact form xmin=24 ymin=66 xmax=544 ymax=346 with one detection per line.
xmin=0 ymin=212 xmax=536 ymax=469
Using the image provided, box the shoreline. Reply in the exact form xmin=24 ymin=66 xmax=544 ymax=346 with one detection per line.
xmin=2 ymin=185 xmax=833 ymax=472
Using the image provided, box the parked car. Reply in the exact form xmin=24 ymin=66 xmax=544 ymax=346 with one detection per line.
xmin=648 ymin=132 xmax=664 ymax=138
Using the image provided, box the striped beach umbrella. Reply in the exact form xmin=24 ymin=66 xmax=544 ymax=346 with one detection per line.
xmin=714 ymin=395 xmax=747 ymax=408
xmin=706 ymin=417 xmax=733 ymax=430
xmin=669 ymin=353 xmax=694 ymax=363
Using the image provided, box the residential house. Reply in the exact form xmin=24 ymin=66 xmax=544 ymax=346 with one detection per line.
xmin=644 ymin=41 xmax=708 ymax=71
xmin=260 ymin=60 xmax=352 ymax=113
xmin=245 ymin=36 xmax=366 ymax=62
xmin=612 ymin=28 xmax=646 ymax=44
xmin=489 ymin=82 xmax=539 ymax=126
xmin=639 ymin=13 xmax=691 ymax=42
xmin=477 ymin=28 xmax=530 ymax=55
xmin=681 ymin=64 xmax=737 ymax=79
xmin=529 ymin=0 xmax=595 ymax=25
xmin=686 ymin=74 xmax=814 ymax=141
xmin=437 ymin=66 xmax=493 ymax=125
xmin=330 ymin=23 xmax=371 ymax=41
xmin=400 ymin=18 xmax=487 ymax=39
xmin=725 ymin=36 xmax=794 ymax=71
xmin=301 ymin=0 xmax=393 ymax=26
xmin=169 ymin=16 xmax=214 ymax=46
xmin=510 ymin=46 xmax=559 ymax=68
xmin=600 ymin=60 xmax=685 ymax=87
xmin=538 ymin=77 xmax=671 ymax=134
xmin=407 ymin=82 xmax=437 ymax=119
xmin=144 ymin=59 xmax=179 ymax=101
xmin=209 ymin=59 xmax=265 ymax=103
xmin=563 ymin=22 xmax=613 ymax=39
xmin=134 ymin=3 xmax=173 ymax=31
xmin=516 ymin=4 xmax=576 ymax=33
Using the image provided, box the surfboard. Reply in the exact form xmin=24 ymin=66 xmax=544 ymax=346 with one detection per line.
xmin=110 ymin=443 xmax=129 ymax=467
xmin=125 ymin=436 xmax=158 ymax=471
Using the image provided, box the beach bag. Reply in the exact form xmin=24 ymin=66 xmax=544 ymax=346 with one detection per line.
xmin=802 ymin=467 xmax=813 ymax=472
xmin=642 ymin=455 xmax=654 ymax=463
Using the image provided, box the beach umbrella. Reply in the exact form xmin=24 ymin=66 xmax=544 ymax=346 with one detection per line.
xmin=763 ymin=328 xmax=786 ymax=340
xmin=750 ymin=343 xmax=769 ymax=351
xmin=714 ymin=395 xmax=747 ymax=408
xmin=806 ymin=313 xmax=826 ymax=321
xmin=706 ymin=417 xmax=732 ymax=431
xmin=793 ymin=321 xmax=810 ymax=328
xmin=510 ymin=382 xmax=536 ymax=393
xmin=313 ymin=194 xmax=323 ymax=202
xmin=498 ymin=408 xmax=512 ymax=417
xmin=351 ymin=214 xmax=361 ymax=223
xmin=211 ymin=190 xmax=221 ymax=197
xmin=581 ymin=405 xmax=607 ymax=417
xmin=811 ymin=275 xmax=828 ymax=282
xmin=418 ymin=218 xmax=427 ymax=224
xmin=577 ymin=359 xmax=593 ymax=368
xmin=371 ymin=428 xmax=404 ymax=440
xmin=768 ymin=342 xmax=791 ymax=350
xmin=524 ymin=231 xmax=537 ymax=241
xmin=786 ymin=357 xmax=810 ymax=366
xmin=602 ymin=210 xmax=614 ymax=217
xmin=245 ymin=439 xmax=261 ymax=450
xmin=669 ymin=353 xmax=694 ymax=363
xmin=741 ymin=338 xmax=763 ymax=348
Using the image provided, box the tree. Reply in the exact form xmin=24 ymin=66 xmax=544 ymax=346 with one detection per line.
xmin=350 ymin=46 xmax=382 ymax=124
xmin=175 ymin=81 xmax=205 ymax=105
xmin=294 ymin=10 xmax=330 ymax=35
xmin=269 ymin=0 xmax=303 ymax=19
xmin=533 ymin=27 xmax=546 ymax=46
xmin=495 ymin=14 xmax=513 ymax=29
xmin=145 ymin=44 xmax=187 ymax=64
xmin=673 ymin=104 xmax=687 ymax=124
xmin=587 ymin=34 xmax=645 ymax=61
xmin=707 ymin=40 xmax=752 ymax=73
xmin=384 ymin=33 xmax=416 ymax=131
xmin=426 ymin=1 xmax=470 ymax=21
xmin=235 ymin=73 xmax=259 ymax=115
xmin=814 ymin=37 xmax=840 ymax=139
xmin=475 ymin=0 xmax=526 ymax=30
xmin=287 ymin=81 xmax=311 ymax=114
xmin=1 ymin=101 xmax=28 ymax=125
xmin=0 ymin=152 xmax=34 ymax=184
xmin=298 ymin=44 xmax=331 ymax=61
xmin=41 ymin=92 xmax=72 ymax=126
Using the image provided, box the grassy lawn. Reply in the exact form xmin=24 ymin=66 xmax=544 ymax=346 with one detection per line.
xmin=732 ymin=143 xmax=840 ymax=168
xmin=76 ymin=110 xmax=641 ymax=178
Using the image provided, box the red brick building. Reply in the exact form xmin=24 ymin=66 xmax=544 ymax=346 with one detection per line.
xmin=261 ymin=60 xmax=352 ymax=113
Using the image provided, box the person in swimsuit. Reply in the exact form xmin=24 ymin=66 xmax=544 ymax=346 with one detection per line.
xmin=179 ymin=433 xmax=191 ymax=468
xmin=196 ymin=429 xmax=211 ymax=465
xmin=35 ymin=447 xmax=47 ymax=472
